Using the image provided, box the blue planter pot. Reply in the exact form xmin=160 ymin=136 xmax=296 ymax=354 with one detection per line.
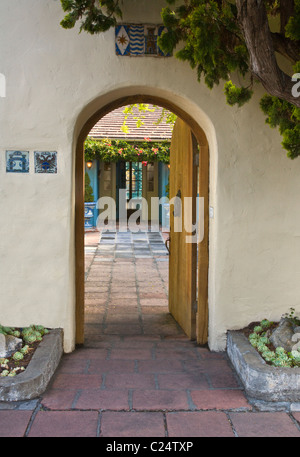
xmin=84 ymin=202 xmax=97 ymax=228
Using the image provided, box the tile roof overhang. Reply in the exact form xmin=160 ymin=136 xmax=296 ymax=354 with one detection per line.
xmin=88 ymin=105 xmax=173 ymax=141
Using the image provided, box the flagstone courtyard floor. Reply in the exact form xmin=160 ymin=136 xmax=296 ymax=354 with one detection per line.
xmin=0 ymin=229 xmax=300 ymax=437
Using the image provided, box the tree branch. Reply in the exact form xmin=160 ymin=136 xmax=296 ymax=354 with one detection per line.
xmin=271 ymin=32 xmax=300 ymax=63
xmin=236 ymin=0 xmax=300 ymax=107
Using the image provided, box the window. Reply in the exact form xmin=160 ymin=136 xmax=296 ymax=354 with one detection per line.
xmin=125 ymin=162 xmax=142 ymax=200
xmin=147 ymin=162 xmax=154 ymax=192
xmin=103 ymin=162 xmax=111 ymax=191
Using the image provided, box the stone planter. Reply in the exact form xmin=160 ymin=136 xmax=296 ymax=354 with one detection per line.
xmin=0 ymin=329 xmax=63 ymax=402
xmin=227 ymin=330 xmax=300 ymax=411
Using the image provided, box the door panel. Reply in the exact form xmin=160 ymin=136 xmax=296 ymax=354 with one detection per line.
xmin=116 ymin=161 xmax=126 ymax=221
xmin=142 ymin=162 xmax=158 ymax=223
xmin=169 ymin=118 xmax=197 ymax=339
xmin=99 ymin=161 xmax=116 ymax=221
xmin=196 ymin=145 xmax=209 ymax=344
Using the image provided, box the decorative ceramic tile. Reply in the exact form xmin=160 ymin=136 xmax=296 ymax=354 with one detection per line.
xmin=129 ymin=25 xmax=144 ymax=55
xmin=6 ymin=150 xmax=29 ymax=173
xmin=145 ymin=26 xmax=158 ymax=55
xmin=34 ymin=151 xmax=57 ymax=173
xmin=115 ymin=25 xmax=130 ymax=55
xmin=115 ymin=24 xmax=171 ymax=57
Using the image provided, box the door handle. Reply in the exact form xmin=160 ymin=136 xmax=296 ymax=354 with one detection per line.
xmin=165 ymin=237 xmax=170 ymax=253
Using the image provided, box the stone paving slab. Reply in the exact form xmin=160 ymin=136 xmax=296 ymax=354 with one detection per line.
xmin=228 ymin=411 xmax=300 ymax=437
xmin=100 ymin=411 xmax=166 ymax=437
xmin=166 ymin=411 xmax=234 ymax=437
xmin=27 ymin=410 xmax=99 ymax=437
xmin=1 ymin=329 xmax=299 ymax=437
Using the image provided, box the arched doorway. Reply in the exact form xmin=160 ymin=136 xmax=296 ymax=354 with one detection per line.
xmin=75 ymin=94 xmax=209 ymax=347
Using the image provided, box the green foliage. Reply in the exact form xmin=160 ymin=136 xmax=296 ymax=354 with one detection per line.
xmin=285 ymin=0 xmax=300 ymax=41
xmin=260 ymin=96 xmax=300 ymax=158
xmin=282 ymin=307 xmax=300 ymax=325
xmin=159 ymin=0 xmax=300 ymax=159
xmin=248 ymin=315 xmax=300 ymax=368
xmin=121 ymin=104 xmax=156 ymax=134
xmin=0 ymin=324 xmax=49 ymax=377
xmin=120 ymin=104 xmax=176 ymax=134
xmin=21 ymin=325 xmax=48 ymax=343
xmin=12 ymin=352 xmax=24 ymax=362
xmin=159 ymin=1 xmax=249 ymax=90
xmin=85 ymin=172 xmax=94 ymax=202
xmin=20 ymin=345 xmax=29 ymax=355
xmin=84 ymin=103 xmax=172 ymax=166
xmin=155 ymin=107 xmax=177 ymax=127
xmin=59 ymin=0 xmax=300 ymax=159
xmin=60 ymin=0 xmax=122 ymax=33
xmin=84 ymin=138 xmax=170 ymax=164
xmin=224 ymin=81 xmax=253 ymax=107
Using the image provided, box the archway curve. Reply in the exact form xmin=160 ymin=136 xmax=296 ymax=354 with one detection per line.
xmin=75 ymin=90 xmax=214 ymax=345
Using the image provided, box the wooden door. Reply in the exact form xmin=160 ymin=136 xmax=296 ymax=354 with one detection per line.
xmin=168 ymin=118 xmax=197 ymax=339
xmin=196 ymin=144 xmax=209 ymax=345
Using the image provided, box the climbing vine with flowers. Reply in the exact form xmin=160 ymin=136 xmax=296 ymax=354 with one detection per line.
xmin=84 ymin=137 xmax=170 ymax=165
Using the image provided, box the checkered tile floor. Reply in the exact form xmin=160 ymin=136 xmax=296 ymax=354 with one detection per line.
xmin=85 ymin=230 xmax=169 ymax=260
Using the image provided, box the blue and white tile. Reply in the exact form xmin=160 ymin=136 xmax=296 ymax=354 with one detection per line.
xmin=129 ymin=25 xmax=145 ymax=55
xmin=115 ymin=25 xmax=130 ymax=55
xmin=6 ymin=150 xmax=29 ymax=173
xmin=144 ymin=26 xmax=158 ymax=55
xmin=34 ymin=151 xmax=57 ymax=173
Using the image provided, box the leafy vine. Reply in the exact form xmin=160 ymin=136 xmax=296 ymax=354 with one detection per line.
xmin=84 ymin=137 xmax=170 ymax=164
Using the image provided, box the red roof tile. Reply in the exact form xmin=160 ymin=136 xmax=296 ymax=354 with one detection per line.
xmin=88 ymin=105 xmax=173 ymax=141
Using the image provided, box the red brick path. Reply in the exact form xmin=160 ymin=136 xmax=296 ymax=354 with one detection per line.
xmin=0 ymin=230 xmax=300 ymax=437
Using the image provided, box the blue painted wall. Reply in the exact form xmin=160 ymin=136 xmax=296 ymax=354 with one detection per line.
xmin=158 ymin=162 xmax=170 ymax=227
xmin=85 ymin=160 xmax=99 ymax=228
xmin=86 ymin=160 xmax=169 ymax=228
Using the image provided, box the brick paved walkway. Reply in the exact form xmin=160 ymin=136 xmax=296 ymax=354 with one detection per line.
xmin=1 ymin=230 xmax=300 ymax=437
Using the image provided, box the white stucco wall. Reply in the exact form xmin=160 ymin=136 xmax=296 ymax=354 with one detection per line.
xmin=0 ymin=0 xmax=299 ymax=352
